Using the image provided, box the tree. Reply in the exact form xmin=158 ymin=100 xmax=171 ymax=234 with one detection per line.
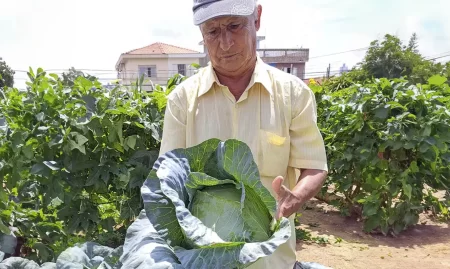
xmin=407 ymin=32 xmax=419 ymax=52
xmin=0 ymin=58 xmax=15 ymax=88
xmin=61 ymin=67 xmax=97 ymax=87
xmin=359 ymin=34 xmax=425 ymax=80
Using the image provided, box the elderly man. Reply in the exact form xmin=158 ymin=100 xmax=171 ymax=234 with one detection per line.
xmin=159 ymin=0 xmax=328 ymax=268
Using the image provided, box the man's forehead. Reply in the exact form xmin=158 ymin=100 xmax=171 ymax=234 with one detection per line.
xmin=202 ymin=15 xmax=247 ymax=27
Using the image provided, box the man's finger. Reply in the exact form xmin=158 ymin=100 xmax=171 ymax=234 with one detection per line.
xmin=272 ymin=176 xmax=285 ymax=199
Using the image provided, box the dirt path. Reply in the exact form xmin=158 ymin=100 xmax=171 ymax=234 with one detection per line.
xmin=295 ymin=199 xmax=450 ymax=269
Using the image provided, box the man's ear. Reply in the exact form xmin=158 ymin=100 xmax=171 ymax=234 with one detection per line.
xmin=255 ymin=4 xmax=262 ymax=30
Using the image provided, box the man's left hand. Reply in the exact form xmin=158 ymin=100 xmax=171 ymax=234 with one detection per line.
xmin=272 ymin=176 xmax=303 ymax=219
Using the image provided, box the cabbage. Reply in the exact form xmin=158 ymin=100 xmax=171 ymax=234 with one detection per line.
xmin=126 ymin=138 xmax=292 ymax=268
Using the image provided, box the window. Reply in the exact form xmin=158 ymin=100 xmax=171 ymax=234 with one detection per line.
xmin=138 ymin=65 xmax=157 ymax=78
xmin=178 ymin=64 xmax=186 ymax=76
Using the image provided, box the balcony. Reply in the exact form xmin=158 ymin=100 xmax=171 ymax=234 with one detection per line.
xmin=257 ymin=48 xmax=309 ymax=64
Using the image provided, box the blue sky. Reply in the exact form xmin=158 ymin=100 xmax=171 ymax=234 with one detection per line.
xmin=1 ymin=0 xmax=449 ymax=88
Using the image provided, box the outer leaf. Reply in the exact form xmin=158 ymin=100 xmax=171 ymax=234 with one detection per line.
xmin=118 ymin=210 xmax=183 ymax=269
xmin=174 ymin=217 xmax=290 ymax=269
xmin=56 ymin=242 xmax=122 ymax=269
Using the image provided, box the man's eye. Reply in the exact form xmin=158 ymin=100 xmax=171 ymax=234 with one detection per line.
xmin=208 ymin=30 xmax=217 ymax=35
xmin=230 ymin=24 xmax=240 ymax=29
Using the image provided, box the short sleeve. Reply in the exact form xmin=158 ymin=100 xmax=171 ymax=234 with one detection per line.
xmin=159 ymin=90 xmax=186 ymax=156
xmin=288 ymin=83 xmax=328 ymax=172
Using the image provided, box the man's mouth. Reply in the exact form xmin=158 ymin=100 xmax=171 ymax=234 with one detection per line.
xmin=222 ymin=53 xmax=238 ymax=59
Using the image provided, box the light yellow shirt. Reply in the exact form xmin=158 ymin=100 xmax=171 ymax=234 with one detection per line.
xmin=159 ymin=56 xmax=328 ymax=269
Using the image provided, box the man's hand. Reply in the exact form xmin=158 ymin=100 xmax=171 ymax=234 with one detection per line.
xmin=272 ymin=176 xmax=303 ymax=219
xmin=272 ymin=169 xmax=327 ymax=220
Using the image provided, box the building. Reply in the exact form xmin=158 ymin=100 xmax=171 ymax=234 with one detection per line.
xmin=115 ymin=42 xmax=206 ymax=91
xmin=198 ymin=36 xmax=309 ymax=79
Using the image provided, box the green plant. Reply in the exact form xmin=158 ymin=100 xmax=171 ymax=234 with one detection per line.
xmin=0 ymin=67 xmax=173 ymax=262
xmin=295 ymin=228 xmax=330 ymax=245
xmin=313 ymin=75 xmax=450 ymax=235
xmin=0 ymin=58 xmax=15 ymax=88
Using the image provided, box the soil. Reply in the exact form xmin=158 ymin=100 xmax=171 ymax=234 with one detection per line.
xmin=295 ymin=198 xmax=450 ymax=269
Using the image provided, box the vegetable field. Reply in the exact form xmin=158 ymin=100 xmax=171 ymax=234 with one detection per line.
xmin=1 ymin=33 xmax=449 ymax=268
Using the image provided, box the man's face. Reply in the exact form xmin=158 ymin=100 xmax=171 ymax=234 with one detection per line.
xmin=200 ymin=5 xmax=262 ymax=76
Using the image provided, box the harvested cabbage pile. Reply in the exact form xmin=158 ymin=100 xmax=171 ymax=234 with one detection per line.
xmin=0 ymin=138 xmax=291 ymax=269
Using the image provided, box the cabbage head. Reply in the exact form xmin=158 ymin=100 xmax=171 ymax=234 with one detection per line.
xmin=130 ymin=138 xmax=291 ymax=269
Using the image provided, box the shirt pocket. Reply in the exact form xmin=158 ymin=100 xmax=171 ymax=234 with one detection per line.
xmin=258 ymin=130 xmax=290 ymax=178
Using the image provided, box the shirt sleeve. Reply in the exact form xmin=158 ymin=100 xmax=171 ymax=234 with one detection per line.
xmin=159 ymin=90 xmax=186 ymax=156
xmin=288 ymin=82 xmax=328 ymax=172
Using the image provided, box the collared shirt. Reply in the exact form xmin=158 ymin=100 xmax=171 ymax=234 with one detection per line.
xmin=159 ymin=56 xmax=328 ymax=269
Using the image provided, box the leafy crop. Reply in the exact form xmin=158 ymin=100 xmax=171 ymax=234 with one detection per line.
xmin=312 ymin=75 xmax=450 ymax=235
xmin=121 ymin=138 xmax=291 ymax=268
xmin=0 ymin=68 xmax=174 ymax=262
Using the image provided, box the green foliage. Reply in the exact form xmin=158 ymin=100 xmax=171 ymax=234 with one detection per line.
xmin=61 ymin=67 xmax=98 ymax=87
xmin=312 ymin=76 xmax=450 ymax=235
xmin=0 ymin=67 xmax=184 ymax=262
xmin=325 ymin=34 xmax=449 ymax=89
xmin=0 ymin=58 xmax=15 ymax=88
xmin=149 ymin=73 xmax=187 ymax=112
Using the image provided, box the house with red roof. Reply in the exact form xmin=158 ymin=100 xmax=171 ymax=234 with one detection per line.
xmin=115 ymin=42 xmax=205 ymax=90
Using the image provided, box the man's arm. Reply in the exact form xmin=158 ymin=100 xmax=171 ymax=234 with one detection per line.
xmin=292 ymin=169 xmax=327 ymax=203
xmin=272 ymin=82 xmax=328 ymax=219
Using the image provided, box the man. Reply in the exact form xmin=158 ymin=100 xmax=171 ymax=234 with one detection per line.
xmin=159 ymin=0 xmax=328 ymax=268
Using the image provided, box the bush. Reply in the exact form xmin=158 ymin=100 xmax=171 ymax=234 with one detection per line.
xmin=0 ymin=68 xmax=179 ymax=262
xmin=311 ymin=75 xmax=450 ymax=235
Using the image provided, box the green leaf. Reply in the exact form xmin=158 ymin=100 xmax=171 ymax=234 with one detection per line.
xmin=428 ymin=75 xmax=447 ymax=86
xmin=373 ymin=107 xmax=389 ymax=119
xmin=22 ymin=145 xmax=34 ymax=159
xmin=363 ymin=215 xmax=380 ymax=233
xmin=422 ymin=125 xmax=432 ymax=137
xmin=363 ymin=203 xmax=379 ymax=216
xmin=419 ymin=143 xmax=429 ymax=153
xmin=32 ymin=242 xmax=53 ymax=261
xmin=30 ymin=163 xmax=48 ymax=175
xmin=409 ymin=161 xmax=419 ymax=173
xmin=0 ymin=221 xmax=10 ymax=234
xmin=403 ymin=184 xmax=412 ymax=200
xmin=68 ymin=139 xmax=86 ymax=154
xmin=125 ymin=135 xmax=137 ymax=150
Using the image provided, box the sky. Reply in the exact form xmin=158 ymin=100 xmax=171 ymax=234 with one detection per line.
xmin=1 ymin=0 xmax=450 ymax=89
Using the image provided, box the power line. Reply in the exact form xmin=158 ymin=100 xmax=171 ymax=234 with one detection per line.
xmin=308 ymin=47 xmax=369 ymax=60
xmin=424 ymin=51 xmax=450 ymax=60
xmin=426 ymin=54 xmax=450 ymax=61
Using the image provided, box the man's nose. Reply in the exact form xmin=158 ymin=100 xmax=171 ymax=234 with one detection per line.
xmin=219 ymin=30 xmax=234 ymax=51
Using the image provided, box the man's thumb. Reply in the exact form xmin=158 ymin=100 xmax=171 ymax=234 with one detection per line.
xmin=272 ymin=176 xmax=284 ymax=199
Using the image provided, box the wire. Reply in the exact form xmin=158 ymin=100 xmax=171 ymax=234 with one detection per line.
xmin=308 ymin=47 xmax=369 ymax=59
xmin=426 ymin=54 xmax=450 ymax=61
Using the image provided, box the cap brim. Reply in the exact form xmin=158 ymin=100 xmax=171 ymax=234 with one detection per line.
xmin=193 ymin=0 xmax=255 ymax=26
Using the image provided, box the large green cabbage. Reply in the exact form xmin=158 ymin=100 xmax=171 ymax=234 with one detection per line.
xmin=127 ymin=138 xmax=292 ymax=268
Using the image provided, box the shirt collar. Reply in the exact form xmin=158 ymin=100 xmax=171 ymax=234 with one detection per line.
xmin=197 ymin=55 xmax=273 ymax=97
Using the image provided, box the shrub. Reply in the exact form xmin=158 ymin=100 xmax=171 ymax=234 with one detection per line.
xmin=0 ymin=68 xmax=177 ymax=262
xmin=311 ymin=75 xmax=450 ymax=235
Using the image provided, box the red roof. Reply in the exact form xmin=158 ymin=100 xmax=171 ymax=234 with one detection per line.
xmin=125 ymin=42 xmax=201 ymax=55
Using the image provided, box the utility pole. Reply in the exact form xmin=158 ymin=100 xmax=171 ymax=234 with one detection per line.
xmin=326 ymin=63 xmax=331 ymax=79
